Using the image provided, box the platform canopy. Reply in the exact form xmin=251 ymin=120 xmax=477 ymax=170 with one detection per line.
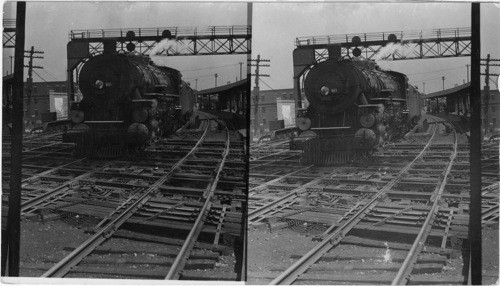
xmin=421 ymin=82 xmax=471 ymax=99
xmin=197 ymin=78 xmax=249 ymax=95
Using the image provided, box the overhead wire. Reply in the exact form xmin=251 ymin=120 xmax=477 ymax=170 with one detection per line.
xmin=181 ymin=63 xmax=239 ymax=73
xmin=33 ymin=70 xmax=49 ymax=83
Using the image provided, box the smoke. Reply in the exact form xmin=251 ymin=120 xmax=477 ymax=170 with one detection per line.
xmin=375 ymin=43 xmax=404 ymax=61
xmin=149 ymin=38 xmax=181 ymax=56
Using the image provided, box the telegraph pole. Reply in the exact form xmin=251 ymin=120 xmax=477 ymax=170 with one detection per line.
xmin=239 ymin=62 xmax=243 ymax=81
xmin=5 ymin=1 xmax=26 ymax=277
xmin=214 ymin=73 xmax=218 ymax=87
xmin=483 ymin=54 xmax=490 ymax=135
xmin=442 ymin=76 xmax=445 ymax=90
xmin=195 ymin=79 xmax=198 ymax=90
xmin=469 ymin=4 xmax=481 ymax=284
xmin=10 ymin=56 xmax=14 ymax=74
xmin=466 ymin=64 xmax=470 ymax=83
xmin=249 ymin=54 xmax=270 ymax=140
xmin=24 ymin=46 xmax=44 ymax=130
xmin=423 ymin=82 xmax=425 ymax=94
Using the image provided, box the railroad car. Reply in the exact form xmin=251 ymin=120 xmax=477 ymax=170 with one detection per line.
xmin=64 ymin=53 xmax=195 ymax=157
xmin=196 ymin=78 xmax=249 ymax=131
xmin=293 ymin=57 xmax=421 ymax=163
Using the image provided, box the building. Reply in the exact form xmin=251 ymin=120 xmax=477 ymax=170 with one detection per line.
xmin=250 ymin=88 xmax=298 ymax=139
xmin=2 ymin=79 xmax=80 ymax=131
xmin=483 ymin=89 xmax=500 ymax=135
xmin=24 ymin=81 xmax=70 ymax=127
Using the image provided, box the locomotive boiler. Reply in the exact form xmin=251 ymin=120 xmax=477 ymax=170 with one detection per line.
xmin=65 ymin=53 xmax=195 ymax=157
xmin=294 ymin=57 xmax=420 ymax=163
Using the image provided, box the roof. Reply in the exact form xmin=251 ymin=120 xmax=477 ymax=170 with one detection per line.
xmin=197 ymin=78 xmax=249 ymax=95
xmin=422 ymin=82 xmax=471 ymax=99
xmin=3 ymin=73 xmax=14 ymax=83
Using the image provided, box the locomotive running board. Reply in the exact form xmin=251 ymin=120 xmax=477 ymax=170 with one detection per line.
xmin=310 ymin=126 xmax=351 ymax=130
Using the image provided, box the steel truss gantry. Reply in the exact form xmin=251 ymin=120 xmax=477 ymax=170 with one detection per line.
xmin=295 ymin=27 xmax=471 ymax=63
xmin=68 ymin=25 xmax=251 ymax=57
xmin=3 ymin=19 xmax=16 ymax=48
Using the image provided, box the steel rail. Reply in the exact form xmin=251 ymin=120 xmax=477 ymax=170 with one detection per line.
xmin=269 ymin=120 xmax=439 ymax=285
xmin=249 ymin=153 xmax=301 ymax=170
xmin=42 ymin=122 xmax=211 ymax=278
xmin=248 ymin=175 xmax=328 ymax=223
xmin=166 ymin=119 xmax=230 ymax=279
xmin=21 ymin=158 xmax=86 ymax=184
xmin=250 ymin=165 xmax=313 ymax=193
xmin=392 ymin=125 xmax=458 ymax=285
xmin=250 ymin=150 xmax=290 ymax=161
xmin=20 ymin=161 xmax=115 ymax=213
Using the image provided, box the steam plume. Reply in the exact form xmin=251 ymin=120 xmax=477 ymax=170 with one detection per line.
xmin=375 ymin=43 xmax=404 ymax=61
xmin=150 ymin=38 xmax=181 ymax=56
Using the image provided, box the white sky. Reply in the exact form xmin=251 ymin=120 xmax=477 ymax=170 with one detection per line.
xmin=2 ymin=1 xmax=249 ymax=90
xmin=3 ymin=2 xmax=500 ymax=93
xmin=252 ymin=2 xmax=500 ymax=94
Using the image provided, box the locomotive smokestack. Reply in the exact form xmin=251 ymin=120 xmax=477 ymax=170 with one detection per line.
xmin=103 ymin=39 xmax=117 ymax=55
xmin=327 ymin=45 xmax=341 ymax=61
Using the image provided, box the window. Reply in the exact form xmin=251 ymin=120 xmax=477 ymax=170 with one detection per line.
xmin=492 ymin=106 xmax=496 ymax=113
xmin=261 ymin=107 xmax=266 ymax=113
xmin=34 ymin=99 xmax=38 ymax=105
xmin=261 ymin=95 xmax=265 ymax=102
xmin=34 ymin=109 xmax=39 ymax=116
xmin=262 ymin=118 xmax=267 ymax=125
xmin=33 ymin=86 xmax=38 ymax=94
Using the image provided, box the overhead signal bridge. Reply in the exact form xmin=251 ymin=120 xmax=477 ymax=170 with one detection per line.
xmin=294 ymin=27 xmax=471 ymax=63
xmin=3 ymin=19 xmax=16 ymax=48
xmin=68 ymin=25 xmax=251 ymax=58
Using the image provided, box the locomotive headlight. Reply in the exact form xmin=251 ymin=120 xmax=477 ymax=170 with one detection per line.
xmin=320 ymin=86 xmax=330 ymax=96
xmin=360 ymin=113 xmax=376 ymax=128
xmin=94 ymin=80 xmax=105 ymax=90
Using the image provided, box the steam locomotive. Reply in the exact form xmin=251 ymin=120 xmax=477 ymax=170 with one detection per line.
xmin=293 ymin=57 xmax=422 ymax=164
xmin=64 ymin=53 xmax=195 ymax=157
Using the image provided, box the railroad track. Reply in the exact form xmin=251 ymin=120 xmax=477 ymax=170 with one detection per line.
xmin=3 ymin=119 xmax=246 ymax=280
xmin=247 ymin=115 xmax=498 ymax=285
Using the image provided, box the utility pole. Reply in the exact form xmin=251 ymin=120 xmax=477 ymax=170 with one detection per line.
xmin=24 ymin=46 xmax=44 ymax=131
xmin=249 ymin=54 xmax=270 ymax=140
xmin=195 ymin=79 xmax=198 ymax=90
xmin=423 ymin=82 xmax=425 ymax=94
xmin=469 ymin=4 xmax=482 ymax=284
xmin=10 ymin=56 xmax=14 ymax=74
xmin=483 ymin=54 xmax=490 ymax=135
xmin=214 ymin=73 xmax=218 ymax=87
xmin=466 ymin=64 xmax=470 ymax=83
xmin=442 ymin=76 xmax=445 ymax=90
xmin=239 ymin=62 xmax=243 ymax=81
xmin=5 ymin=1 xmax=26 ymax=277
